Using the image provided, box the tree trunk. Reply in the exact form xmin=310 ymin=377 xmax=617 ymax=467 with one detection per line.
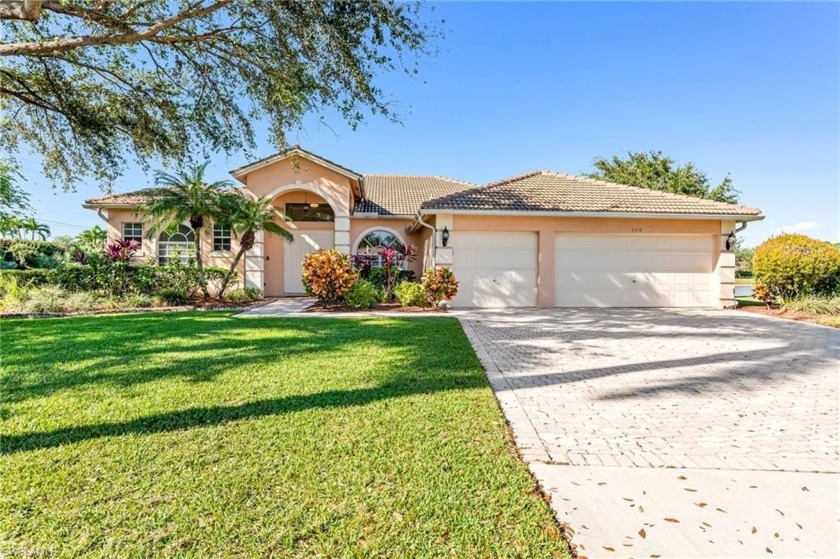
xmin=193 ymin=229 xmax=210 ymax=299
xmin=0 ymin=0 xmax=41 ymax=21
xmin=218 ymin=230 xmax=254 ymax=299
xmin=218 ymin=247 xmax=247 ymax=299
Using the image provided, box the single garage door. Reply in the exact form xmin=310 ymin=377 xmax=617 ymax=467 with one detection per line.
xmin=555 ymin=233 xmax=715 ymax=307
xmin=452 ymin=231 xmax=537 ymax=307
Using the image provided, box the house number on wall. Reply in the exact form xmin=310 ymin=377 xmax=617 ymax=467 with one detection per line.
xmin=630 ymin=227 xmax=643 ymax=233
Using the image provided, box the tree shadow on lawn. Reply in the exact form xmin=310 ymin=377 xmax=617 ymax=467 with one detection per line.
xmin=2 ymin=313 xmax=468 ymax=405
xmin=0 ymin=370 xmax=486 ymax=455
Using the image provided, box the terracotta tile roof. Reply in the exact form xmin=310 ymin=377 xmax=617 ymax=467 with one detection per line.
xmin=420 ymin=171 xmax=762 ymax=216
xmin=355 ymin=174 xmax=477 ymax=216
xmin=84 ymin=186 xmax=246 ymax=208
xmin=83 ymin=188 xmax=172 ymax=207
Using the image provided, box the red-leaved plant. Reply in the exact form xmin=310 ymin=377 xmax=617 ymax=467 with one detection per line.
xmin=105 ymin=239 xmax=140 ymax=262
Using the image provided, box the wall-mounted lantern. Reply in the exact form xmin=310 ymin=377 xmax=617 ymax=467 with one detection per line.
xmin=725 ymin=232 xmax=735 ymax=251
xmin=441 ymin=226 xmax=450 ymax=247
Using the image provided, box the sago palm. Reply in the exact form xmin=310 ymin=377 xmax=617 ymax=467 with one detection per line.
xmin=139 ymin=162 xmax=232 ymax=299
xmin=217 ymin=193 xmax=293 ymax=298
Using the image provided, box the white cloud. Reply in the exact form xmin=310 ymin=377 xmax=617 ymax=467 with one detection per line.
xmin=779 ymin=220 xmax=820 ymax=234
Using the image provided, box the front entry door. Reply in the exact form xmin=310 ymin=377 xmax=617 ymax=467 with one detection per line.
xmin=283 ymin=229 xmax=334 ymax=294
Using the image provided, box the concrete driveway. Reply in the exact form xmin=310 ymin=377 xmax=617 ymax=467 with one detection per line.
xmin=459 ymin=309 xmax=839 ymax=558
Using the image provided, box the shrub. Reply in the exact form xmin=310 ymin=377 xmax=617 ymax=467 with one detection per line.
xmin=753 ymin=234 xmax=840 ymax=304
xmin=27 ymin=286 xmax=67 ymax=313
xmin=362 ymin=266 xmax=415 ymax=292
xmin=421 ymin=268 xmax=458 ymax=307
xmin=65 ymin=292 xmax=99 ymax=312
xmin=0 ymin=269 xmax=51 ymax=289
xmin=345 ymin=280 xmax=381 ymax=309
xmin=781 ymin=295 xmax=840 ymax=315
xmin=302 ymin=249 xmax=357 ymax=307
xmin=394 ymin=281 xmax=425 ymax=307
xmin=124 ymin=293 xmax=154 ymax=308
xmin=1 ymin=239 xmax=67 ymax=269
xmin=224 ymin=287 xmax=262 ymax=303
xmin=156 ymin=288 xmax=190 ymax=306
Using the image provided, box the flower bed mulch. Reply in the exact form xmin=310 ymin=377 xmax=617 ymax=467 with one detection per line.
xmin=736 ymin=305 xmax=839 ymax=328
xmin=304 ymin=302 xmax=445 ymax=314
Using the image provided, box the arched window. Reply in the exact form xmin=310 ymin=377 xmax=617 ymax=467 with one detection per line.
xmin=355 ymin=229 xmax=405 ymax=268
xmin=158 ymin=225 xmax=195 ymax=265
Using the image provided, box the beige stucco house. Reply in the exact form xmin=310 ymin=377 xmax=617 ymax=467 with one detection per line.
xmin=83 ymin=146 xmax=763 ymax=308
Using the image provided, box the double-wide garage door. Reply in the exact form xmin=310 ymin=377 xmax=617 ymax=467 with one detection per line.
xmin=451 ymin=230 xmax=715 ymax=308
xmin=555 ymin=233 xmax=715 ymax=307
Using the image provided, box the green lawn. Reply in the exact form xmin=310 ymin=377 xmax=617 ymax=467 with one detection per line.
xmin=0 ymin=313 xmax=569 ymax=558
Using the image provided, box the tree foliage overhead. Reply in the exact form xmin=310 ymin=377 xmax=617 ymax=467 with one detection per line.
xmin=0 ymin=159 xmax=31 ymax=219
xmin=589 ymin=150 xmax=740 ymax=204
xmin=0 ymin=0 xmax=436 ymax=190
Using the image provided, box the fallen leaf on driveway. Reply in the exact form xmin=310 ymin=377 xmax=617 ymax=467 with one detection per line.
xmin=664 ymin=518 xmax=680 ymax=523
xmin=752 ymin=527 xmax=757 ymax=534
xmin=603 ymin=546 xmax=615 ymax=552
xmin=766 ymin=547 xmax=773 ymax=554
xmin=638 ymin=529 xmax=646 ymax=539
xmin=695 ymin=502 xmax=707 ymax=508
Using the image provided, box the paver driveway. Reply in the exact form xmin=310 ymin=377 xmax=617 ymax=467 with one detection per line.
xmin=459 ymin=309 xmax=839 ymax=558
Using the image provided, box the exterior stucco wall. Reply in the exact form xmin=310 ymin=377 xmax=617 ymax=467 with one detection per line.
xmin=243 ymin=158 xmax=354 ymax=217
xmin=450 ymin=215 xmax=724 ymax=308
xmin=104 ymin=209 xmax=153 ymax=260
xmin=102 ymin=208 xmax=246 ymax=288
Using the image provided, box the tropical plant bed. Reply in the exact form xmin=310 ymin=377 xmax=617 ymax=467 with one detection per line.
xmin=1 ymin=313 xmax=570 ymax=558
xmin=303 ymin=301 xmax=445 ymax=313
xmin=0 ymin=298 xmax=265 ymax=319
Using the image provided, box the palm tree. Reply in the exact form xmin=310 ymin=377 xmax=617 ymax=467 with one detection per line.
xmin=76 ymin=225 xmax=107 ymax=252
xmin=0 ymin=216 xmax=23 ymax=238
xmin=216 ymin=193 xmax=293 ymax=299
xmin=139 ymin=162 xmax=232 ymax=299
xmin=21 ymin=217 xmax=50 ymax=240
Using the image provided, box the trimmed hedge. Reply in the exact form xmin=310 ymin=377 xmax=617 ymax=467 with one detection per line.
xmin=0 ymin=264 xmax=227 ymax=297
xmin=1 ymin=239 xmax=69 ymax=269
xmin=753 ymin=234 xmax=840 ymax=303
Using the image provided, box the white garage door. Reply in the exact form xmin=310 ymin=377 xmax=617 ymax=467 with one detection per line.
xmin=451 ymin=231 xmax=537 ymax=307
xmin=555 ymin=233 xmax=715 ymax=307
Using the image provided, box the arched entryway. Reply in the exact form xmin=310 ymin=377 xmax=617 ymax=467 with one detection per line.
xmin=255 ymin=183 xmax=349 ymax=296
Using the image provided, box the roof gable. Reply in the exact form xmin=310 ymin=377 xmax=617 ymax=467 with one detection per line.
xmin=230 ymin=145 xmax=362 ymax=183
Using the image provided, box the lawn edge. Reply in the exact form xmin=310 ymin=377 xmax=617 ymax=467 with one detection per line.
xmin=457 ymin=316 xmax=577 ymax=559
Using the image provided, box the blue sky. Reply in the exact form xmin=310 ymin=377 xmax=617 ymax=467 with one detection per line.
xmin=13 ymin=1 xmax=839 ymax=247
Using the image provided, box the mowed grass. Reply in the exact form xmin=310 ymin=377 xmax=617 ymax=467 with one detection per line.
xmin=0 ymin=313 xmax=569 ymax=558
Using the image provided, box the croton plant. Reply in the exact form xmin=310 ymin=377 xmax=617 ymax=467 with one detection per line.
xmin=301 ymin=249 xmax=357 ymax=307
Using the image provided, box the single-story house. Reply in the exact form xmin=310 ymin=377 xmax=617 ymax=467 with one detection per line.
xmin=83 ymin=146 xmax=763 ymax=308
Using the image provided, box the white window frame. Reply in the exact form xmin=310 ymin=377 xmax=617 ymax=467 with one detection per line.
xmin=212 ymin=224 xmax=232 ymax=252
xmin=157 ymin=225 xmax=195 ymax=265
xmin=353 ymin=227 xmax=407 ymax=269
xmin=122 ymin=222 xmax=143 ymax=243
